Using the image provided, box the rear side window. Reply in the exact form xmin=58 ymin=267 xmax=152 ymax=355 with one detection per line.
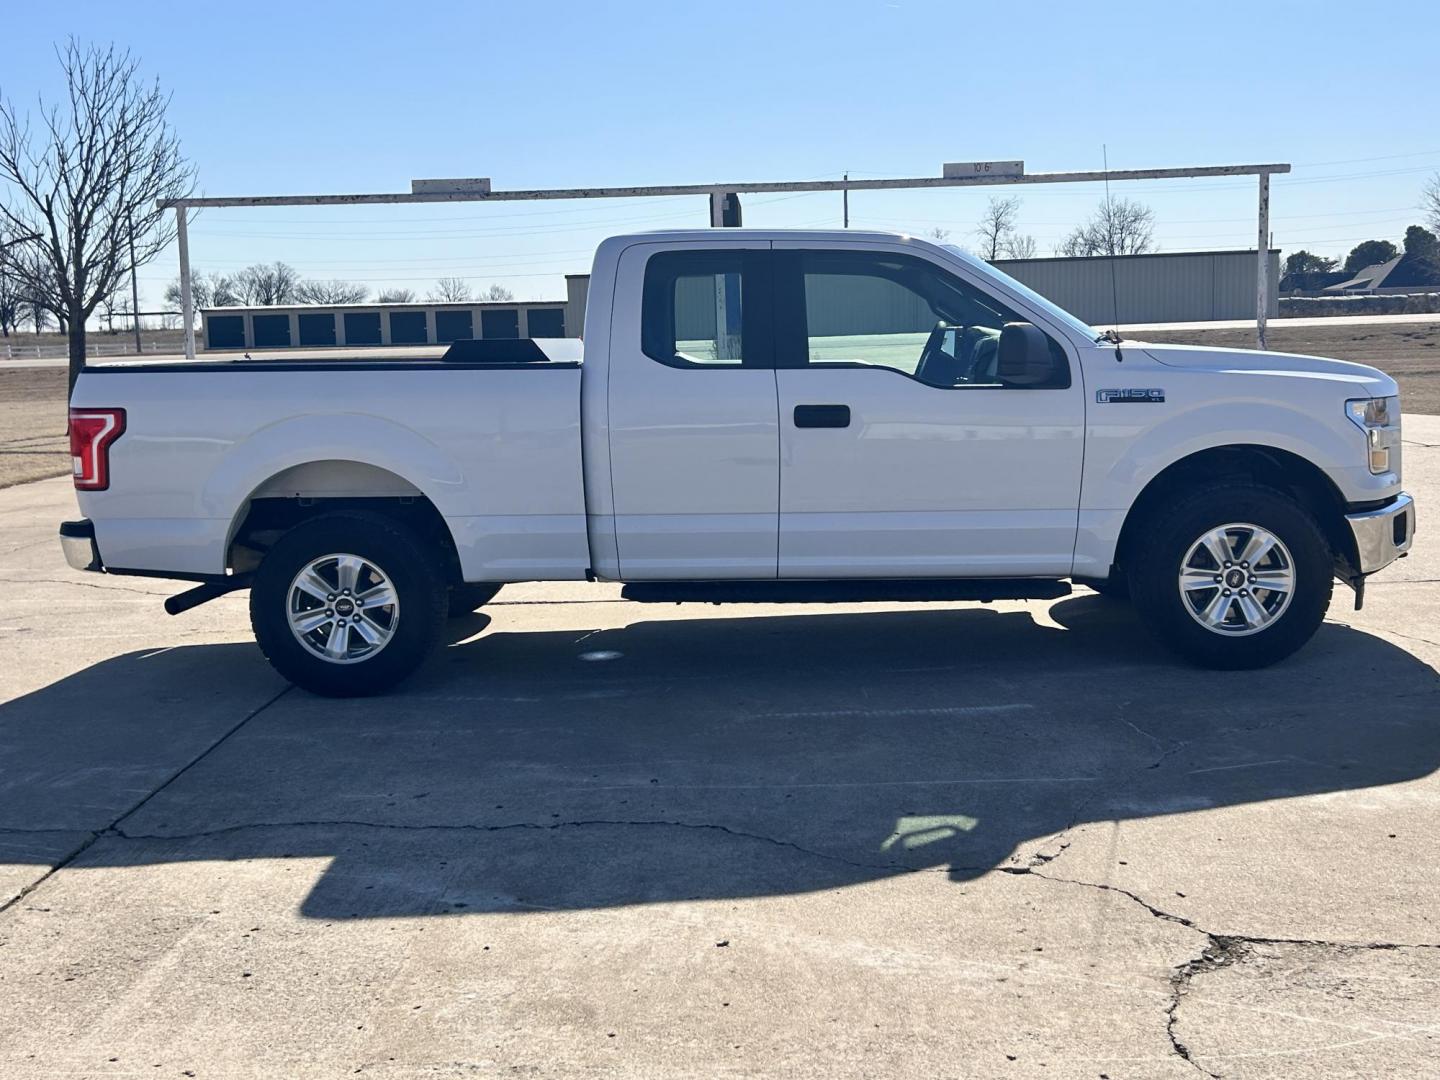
xmin=642 ymin=250 xmax=771 ymax=368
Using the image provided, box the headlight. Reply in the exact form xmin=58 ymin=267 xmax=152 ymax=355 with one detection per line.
xmin=1346 ymin=396 xmax=1401 ymax=475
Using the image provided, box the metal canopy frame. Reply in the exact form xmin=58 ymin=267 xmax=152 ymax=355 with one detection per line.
xmin=163 ymin=161 xmax=1290 ymax=358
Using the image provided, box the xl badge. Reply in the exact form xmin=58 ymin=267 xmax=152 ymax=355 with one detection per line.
xmin=1097 ymin=388 xmax=1165 ymax=404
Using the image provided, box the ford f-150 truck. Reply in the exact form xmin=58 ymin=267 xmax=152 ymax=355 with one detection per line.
xmin=60 ymin=230 xmax=1416 ymax=695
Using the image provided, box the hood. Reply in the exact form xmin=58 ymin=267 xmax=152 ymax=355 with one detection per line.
xmin=1137 ymin=342 xmax=1398 ymax=397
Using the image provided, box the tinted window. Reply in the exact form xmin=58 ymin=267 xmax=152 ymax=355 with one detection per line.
xmin=642 ymin=250 xmax=769 ymax=368
xmin=789 ymin=251 xmax=1067 ymax=389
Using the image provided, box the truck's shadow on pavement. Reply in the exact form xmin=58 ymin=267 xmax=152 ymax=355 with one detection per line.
xmin=3 ymin=599 xmax=1438 ymax=918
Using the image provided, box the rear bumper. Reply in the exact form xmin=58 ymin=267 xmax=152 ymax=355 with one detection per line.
xmin=59 ymin=519 xmax=103 ymax=573
xmin=1345 ymin=492 xmax=1415 ymax=575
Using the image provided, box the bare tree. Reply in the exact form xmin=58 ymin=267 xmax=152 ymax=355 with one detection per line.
xmin=0 ymin=40 xmax=195 ymax=390
xmin=0 ymin=248 xmax=22 ymax=336
xmin=295 ymin=278 xmax=368 ymax=305
xmin=479 ymin=283 xmax=513 ymax=301
xmin=9 ymin=242 xmax=66 ymax=332
xmin=1059 ymin=197 xmax=1155 ymax=257
xmin=233 ymin=261 xmax=299 ymax=306
xmin=376 ymin=287 xmax=415 ymax=304
xmin=1424 ymin=173 xmax=1440 ymax=235
xmin=1002 ymin=233 xmax=1037 ymax=260
xmin=99 ymin=285 xmax=133 ymax=334
xmin=974 ymin=196 xmax=1022 ymax=260
xmin=163 ymin=269 xmax=240 ymax=326
xmin=429 ymin=277 xmax=472 ymax=302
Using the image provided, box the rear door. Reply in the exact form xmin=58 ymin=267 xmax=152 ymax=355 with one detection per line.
xmin=604 ymin=242 xmax=779 ymax=579
xmin=772 ymin=243 xmax=1085 ymax=578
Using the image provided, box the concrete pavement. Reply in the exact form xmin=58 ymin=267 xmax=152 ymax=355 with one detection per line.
xmin=0 ymin=421 xmax=1437 ymax=1077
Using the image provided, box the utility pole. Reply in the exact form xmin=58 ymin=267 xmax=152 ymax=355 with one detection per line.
xmin=843 ymin=173 xmax=849 ymax=228
xmin=1256 ymin=172 xmax=1270 ymax=351
xmin=128 ymin=213 xmax=142 ymax=354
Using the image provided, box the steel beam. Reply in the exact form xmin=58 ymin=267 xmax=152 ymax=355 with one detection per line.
xmin=161 ymin=164 xmax=1292 ymax=210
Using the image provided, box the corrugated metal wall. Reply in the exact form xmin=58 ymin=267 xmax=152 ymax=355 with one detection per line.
xmin=992 ymin=250 xmax=1280 ymax=324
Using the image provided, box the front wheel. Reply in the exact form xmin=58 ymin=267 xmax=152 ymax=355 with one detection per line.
xmin=250 ymin=512 xmax=447 ymax=696
xmin=1128 ymin=484 xmax=1333 ymax=670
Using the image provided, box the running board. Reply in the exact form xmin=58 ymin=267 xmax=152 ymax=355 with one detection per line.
xmin=621 ymin=579 xmax=1071 ymax=605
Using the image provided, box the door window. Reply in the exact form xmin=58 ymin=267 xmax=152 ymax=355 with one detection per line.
xmin=642 ymin=250 xmax=771 ymax=368
xmin=784 ymin=250 xmax=1067 ymax=389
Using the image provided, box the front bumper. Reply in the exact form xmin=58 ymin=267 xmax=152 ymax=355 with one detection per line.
xmin=60 ymin=519 xmax=102 ymax=573
xmin=1345 ymin=492 xmax=1415 ymax=575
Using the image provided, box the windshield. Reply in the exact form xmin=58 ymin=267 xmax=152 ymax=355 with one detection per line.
xmin=940 ymin=244 xmax=1098 ymax=341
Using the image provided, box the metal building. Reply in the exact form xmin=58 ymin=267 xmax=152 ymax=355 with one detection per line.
xmin=202 ymin=249 xmax=1281 ymax=351
xmin=991 ymin=249 xmax=1280 ymax=325
xmin=560 ymin=249 xmax=1281 ymax=333
xmin=201 ymin=298 xmax=572 ymax=351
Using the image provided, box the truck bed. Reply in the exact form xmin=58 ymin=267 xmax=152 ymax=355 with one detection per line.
xmin=70 ymin=348 xmax=590 ymax=582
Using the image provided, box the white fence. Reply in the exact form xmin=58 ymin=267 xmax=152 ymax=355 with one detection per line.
xmin=1 ymin=340 xmax=162 ymax=361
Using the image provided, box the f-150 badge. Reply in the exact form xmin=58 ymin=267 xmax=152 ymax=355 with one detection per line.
xmin=1096 ymin=388 xmax=1165 ymax=403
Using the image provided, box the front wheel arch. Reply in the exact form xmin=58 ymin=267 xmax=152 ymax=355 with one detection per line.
xmin=1113 ymin=445 xmax=1348 ymax=578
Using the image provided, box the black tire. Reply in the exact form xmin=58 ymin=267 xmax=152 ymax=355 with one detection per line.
xmin=1128 ymin=483 xmax=1333 ymax=670
xmin=447 ymin=582 xmax=502 ymax=618
xmin=250 ymin=511 xmax=447 ymax=696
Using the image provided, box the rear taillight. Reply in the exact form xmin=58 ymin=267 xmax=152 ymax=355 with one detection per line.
xmin=68 ymin=408 xmax=126 ymax=491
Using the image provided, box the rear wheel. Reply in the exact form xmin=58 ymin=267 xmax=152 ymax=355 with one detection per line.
xmin=447 ymin=582 xmax=502 ymax=618
xmin=1128 ymin=484 xmax=1333 ymax=670
xmin=250 ymin=512 xmax=447 ymax=696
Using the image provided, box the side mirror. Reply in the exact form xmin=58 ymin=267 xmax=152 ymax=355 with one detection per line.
xmin=995 ymin=322 xmax=1069 ymax=389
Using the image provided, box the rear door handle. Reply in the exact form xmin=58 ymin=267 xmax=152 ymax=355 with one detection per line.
xmin=793 ymin=404 xmax=851 ymax=428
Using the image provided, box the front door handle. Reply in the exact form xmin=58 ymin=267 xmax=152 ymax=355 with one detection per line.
xmin=794 ymin=404 xmax=851 ymax=428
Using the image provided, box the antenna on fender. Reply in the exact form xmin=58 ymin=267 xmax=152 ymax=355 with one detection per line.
xmin=1102 ymin=144 xmax=1123 ymax=362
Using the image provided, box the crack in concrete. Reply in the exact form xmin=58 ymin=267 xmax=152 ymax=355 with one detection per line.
xmin=1372 ymin=627 xmax=1440 ymax=653
xmin=0 ymin=574 xmax=173 ymax=598
xmin=998 ymin=866 xmax=1439 ymax=1077
xmin=0 ymin=685 xmax=292 ymax=920
xmin=0 ymin=831 xmax=100 ymax=915
xmin=109 ymin=816 xmax=912 ymax=874
xmin=1164 ymin=936 xmax=1250 ymax=1078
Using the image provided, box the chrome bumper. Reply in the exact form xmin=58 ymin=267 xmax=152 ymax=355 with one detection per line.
xmin=1345 ymin=493 xmax=1415 ymax=575
xmin=59 ymin=519 xmax=102 ymax=573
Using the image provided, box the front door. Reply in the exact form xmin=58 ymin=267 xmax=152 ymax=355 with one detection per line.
xmin=772 ymin=244 xmax=1085 ymax=578
xmin=604 ymin=244 xmax=779 ymax=579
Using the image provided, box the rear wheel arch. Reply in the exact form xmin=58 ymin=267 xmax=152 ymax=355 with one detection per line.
xmin=1112 ymin=444 xmax=1351 ymax=576
xmin=225 ymin=461 xmax=464 ymax=586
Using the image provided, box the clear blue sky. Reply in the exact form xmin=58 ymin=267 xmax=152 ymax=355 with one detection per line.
xmin=4 ymin=0 xmax=1437 ymax=310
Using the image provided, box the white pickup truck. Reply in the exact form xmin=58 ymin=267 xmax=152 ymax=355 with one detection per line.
xmin=61 ymin=230 xmax=1415 ymax=695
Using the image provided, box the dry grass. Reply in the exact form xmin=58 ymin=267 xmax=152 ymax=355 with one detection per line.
xmin=1 ymin=320 xmax=1436 ymax=491
xmin=0 ymin=367 xmax=69 ymax=489
xmin=1138 ymin=322 xmax=1440 ymax=413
